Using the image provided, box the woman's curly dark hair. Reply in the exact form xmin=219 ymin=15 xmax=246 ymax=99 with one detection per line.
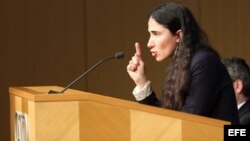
xmin=149 ymin=2 xmax=211 ymax=110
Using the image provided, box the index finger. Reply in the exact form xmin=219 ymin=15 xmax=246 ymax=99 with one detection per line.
xmin=135 ymin=42 xmax=141 ymax=57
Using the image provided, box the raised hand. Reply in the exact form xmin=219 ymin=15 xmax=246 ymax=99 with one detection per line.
xmin=127 ymin=42 xmax=148 ymax=89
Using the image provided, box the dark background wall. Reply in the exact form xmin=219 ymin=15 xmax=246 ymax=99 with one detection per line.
xmin=1 ymin=0 xmax=250 ymax=140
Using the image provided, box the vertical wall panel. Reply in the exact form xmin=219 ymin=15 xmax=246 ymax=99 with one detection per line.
xmin=200 ymin=0 xmax=250 ymax=62
xmin=0 ymin=0 xmax=86 ymax=140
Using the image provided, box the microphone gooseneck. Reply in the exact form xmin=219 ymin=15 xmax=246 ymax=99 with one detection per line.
xmin=48 ymin=52 xmax=124 ymax=94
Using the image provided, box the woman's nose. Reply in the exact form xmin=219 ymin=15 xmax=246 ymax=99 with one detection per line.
xmin=147 ymin=39 xmax=154 ymax=48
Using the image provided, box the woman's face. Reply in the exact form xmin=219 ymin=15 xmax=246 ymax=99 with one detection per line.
xmin=147 ymin=17 xmax=180 ymax=62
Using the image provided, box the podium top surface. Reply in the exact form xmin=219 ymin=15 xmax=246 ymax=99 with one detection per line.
xmin=9 ymin=86 xmax=230 ymax=127
xmin=9 ymin=86 xmax=91 ymax=102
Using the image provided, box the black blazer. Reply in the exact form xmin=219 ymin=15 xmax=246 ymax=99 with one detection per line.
xmin=238 ymin=99 xmax=250 ymax=125
xmin=139 ymin=48 xmax=239 ymax=124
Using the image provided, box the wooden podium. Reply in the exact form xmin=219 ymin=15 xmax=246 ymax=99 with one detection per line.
xmin=9 ymin=86 xmax=230 ymax=141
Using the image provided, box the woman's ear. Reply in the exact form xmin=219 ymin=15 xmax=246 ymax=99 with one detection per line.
xmin=176 ymin=30 xmax=184 ymax=43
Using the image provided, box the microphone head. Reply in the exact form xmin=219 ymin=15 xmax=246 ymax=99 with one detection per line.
xmin=114 ymin=52 xmax=124 ymax=59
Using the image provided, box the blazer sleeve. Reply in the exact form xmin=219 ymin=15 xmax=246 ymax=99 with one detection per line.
xmin=138 ymin=91 xmax=161 ymax=107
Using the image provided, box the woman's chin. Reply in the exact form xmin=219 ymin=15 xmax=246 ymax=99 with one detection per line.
xmin=155 ymin=55 xmax=169 ymax=62
xmin=155 ymin=57 xmax=163 ymax=62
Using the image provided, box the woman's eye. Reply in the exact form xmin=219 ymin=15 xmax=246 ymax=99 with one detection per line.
xmin=153 ymin=31 xmax=160 ymax=36
xmin=149 ymin=31 xmax=161 ymax=37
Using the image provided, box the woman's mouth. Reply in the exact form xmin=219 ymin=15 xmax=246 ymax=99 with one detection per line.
xmin=151 ymin=51 xmax=157 ymax=57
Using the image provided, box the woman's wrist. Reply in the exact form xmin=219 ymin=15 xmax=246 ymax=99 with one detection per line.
xmin=136 ymin=79 xmax=148 ymax=89
xmin=133 ymin=81 xmax=152 ymax=101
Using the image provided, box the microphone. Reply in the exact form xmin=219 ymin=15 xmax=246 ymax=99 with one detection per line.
xmin=48 ymin=52 xmax=124 ymax=94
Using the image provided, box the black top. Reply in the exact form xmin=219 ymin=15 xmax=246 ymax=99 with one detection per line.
xmin=139 ymin=48 xmax=239 ymax=124
xmin=239 ymin=99 xmax=250 ymax=125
